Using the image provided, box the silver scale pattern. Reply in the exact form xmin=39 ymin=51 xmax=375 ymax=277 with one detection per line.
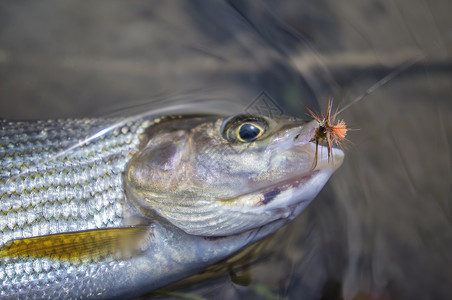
xmin=0 ymin=118 xmax=150 ymax=297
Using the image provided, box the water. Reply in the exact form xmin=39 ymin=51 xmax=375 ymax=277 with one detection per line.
xmin=1 ymin=1 xmax=451 ymax=299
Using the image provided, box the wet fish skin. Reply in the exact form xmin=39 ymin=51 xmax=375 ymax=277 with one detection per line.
xmin=0 ymin=114 xmax=343 ymax=299
xmin=0 ymin=119 xmax=148 ymax=244
xmin=0 ymin=118 xmax=150 ymax=298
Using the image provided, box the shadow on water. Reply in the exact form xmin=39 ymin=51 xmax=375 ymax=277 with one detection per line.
xmin=1 ymin=0 xmax=452 ymax=299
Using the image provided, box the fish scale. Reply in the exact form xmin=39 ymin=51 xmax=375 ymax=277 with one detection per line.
xmin=0 ymin=114 xmax=342 ymax=299
xmin=0 ymin=118 xmax=150 ymax=297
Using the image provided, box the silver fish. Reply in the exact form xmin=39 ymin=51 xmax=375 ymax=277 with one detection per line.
xmin=0 ymin=113 xmax=343 ymax=299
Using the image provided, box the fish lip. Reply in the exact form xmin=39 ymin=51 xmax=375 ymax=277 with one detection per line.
xmin=298 ymin=142 xmax=344 ymax=171
xmin=257 ymin=169 xmax=320 ymax=206
xmin=256 ymin=145 xmax=344 ymax=209
xmin=315 ymin=144 xmax=345 ymax=171
xmin=232 ymin=161 xmax=335 ymax=236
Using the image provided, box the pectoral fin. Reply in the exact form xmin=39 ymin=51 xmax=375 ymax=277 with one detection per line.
xmin=0 ymin=226 xmax=152 ymax=262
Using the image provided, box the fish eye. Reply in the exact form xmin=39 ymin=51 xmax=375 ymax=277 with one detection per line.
xmin=222 ymin=115 xmax=267 ymax=143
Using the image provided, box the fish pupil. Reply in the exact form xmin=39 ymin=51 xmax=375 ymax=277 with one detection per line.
xmin=239 ymin=123 xmax=261 ymax=142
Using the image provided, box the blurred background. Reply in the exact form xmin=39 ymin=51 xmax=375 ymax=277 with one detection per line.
xmin=1 ymin=0 xmax=451 ymax=299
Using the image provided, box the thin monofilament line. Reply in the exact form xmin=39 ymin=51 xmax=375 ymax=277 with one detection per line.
xmin=337 ymin=54 xmax=426 ymax=115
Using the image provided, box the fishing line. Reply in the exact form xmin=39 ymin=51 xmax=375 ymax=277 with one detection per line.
xmin=336 ymin=31 xmax=452 ymax=116
xmin=336 ymin=54 xmax=425 ymax=115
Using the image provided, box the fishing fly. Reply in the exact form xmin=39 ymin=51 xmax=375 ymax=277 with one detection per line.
xmin=305 ymin=99 xmax=348 ymax=169
xmin=303 ymin=45 xmax=441 ymax=169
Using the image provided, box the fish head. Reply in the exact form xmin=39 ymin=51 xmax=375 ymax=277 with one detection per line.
xmin=124 ymin=114 xmax=344 ymax=236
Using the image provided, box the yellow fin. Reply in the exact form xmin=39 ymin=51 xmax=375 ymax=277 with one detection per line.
xmin=0 ymin=226 xmax=152 ymax=262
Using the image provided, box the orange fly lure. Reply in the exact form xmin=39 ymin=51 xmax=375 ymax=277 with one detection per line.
xmin=305 ymin=99 xmax=348 ymax=169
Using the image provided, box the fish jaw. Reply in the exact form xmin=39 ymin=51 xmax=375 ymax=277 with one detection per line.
xmin=189 ymin=144 xmax=344 ymax=236
xmin=272 ymin=144 xmax=344 ymax=222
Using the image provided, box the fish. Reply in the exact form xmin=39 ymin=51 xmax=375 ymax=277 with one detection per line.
xmin=0 ymin=113 xmax=344 ymax=299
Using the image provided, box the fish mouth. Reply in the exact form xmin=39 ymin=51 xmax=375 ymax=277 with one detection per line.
xmin=220 ymin=142 xmax=344 ymax=210
xmin=257 ymin=169 xmax=320 ymax=206
xmin=235 ymin=145 xmax=344 ymax=235
xmin=239 ymin=144 xmax=344 ymax=229
xmin=217 ymin=145 xmax=344 ymax=237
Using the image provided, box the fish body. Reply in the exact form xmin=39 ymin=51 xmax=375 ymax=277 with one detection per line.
xmin=0 ymin=114 xmax=343 ymax=299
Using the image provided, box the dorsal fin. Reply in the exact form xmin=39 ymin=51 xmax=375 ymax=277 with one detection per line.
xmin=0 ymin=226 xmax=153 ymax=262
